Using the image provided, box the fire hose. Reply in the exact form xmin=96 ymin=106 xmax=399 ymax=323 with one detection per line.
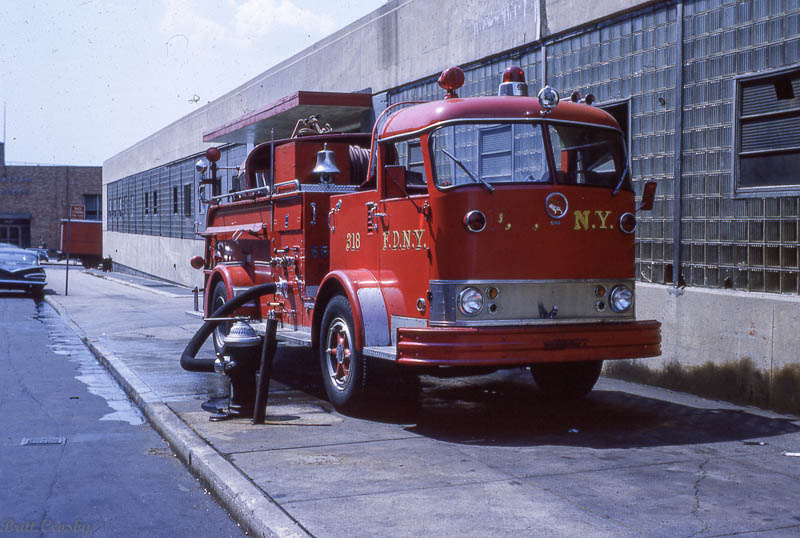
xmin=180 ymin=282 xmax=276 ymax=372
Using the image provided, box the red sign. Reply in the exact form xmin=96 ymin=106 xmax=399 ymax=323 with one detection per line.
xmin=69 ymin=204 xmax=85 ymax=220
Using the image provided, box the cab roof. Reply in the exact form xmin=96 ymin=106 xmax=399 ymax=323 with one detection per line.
xmin=379 ymin=96 xmax=621 ymax=140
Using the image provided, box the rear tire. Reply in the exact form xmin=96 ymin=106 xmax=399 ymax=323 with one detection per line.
xmin=211 ymin=281 xmax=231 ymax=355
xmin=319 ymin=295 xmax=367 ymax=412
xmin=530 ymin=360 xmax=603 ymax=399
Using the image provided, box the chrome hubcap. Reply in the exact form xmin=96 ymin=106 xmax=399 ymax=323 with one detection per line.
xmin=325 ymin=317 xmax=352 ymax=391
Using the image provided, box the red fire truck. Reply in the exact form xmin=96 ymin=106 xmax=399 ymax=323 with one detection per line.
xmin=190 ymin=66 xmax=661 ymax=411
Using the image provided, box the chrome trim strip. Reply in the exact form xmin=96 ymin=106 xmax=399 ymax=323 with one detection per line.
xmin=430 ymin=278 xmax=634 ymax=285
xmin=0 ymin=279 xmax=47 ymax=285
xmin=429 ymin=278 xmax=635 ymax=326
xmin=428 ymin=316 xmax=635 ymax=328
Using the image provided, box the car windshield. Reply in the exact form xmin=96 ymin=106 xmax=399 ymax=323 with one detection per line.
xmin=548 ymin=124 xmax=630 ymax=190
xmin=429 ymin=121 xmax=629 ymax=191
xmin=430 ymin=122 xmax=549 ymax=189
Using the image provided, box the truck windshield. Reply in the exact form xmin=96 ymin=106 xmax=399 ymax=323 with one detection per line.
xmin=430 ymin=123 xmax=549 ymax=188
xmin=429 ymin=121 xmax=629 ymax=191
xmin=548 ymin=124 xmax=630 ymax=191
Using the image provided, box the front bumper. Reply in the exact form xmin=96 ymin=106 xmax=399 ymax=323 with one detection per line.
xmin=395 ymin=320 xmax=661 ymax=367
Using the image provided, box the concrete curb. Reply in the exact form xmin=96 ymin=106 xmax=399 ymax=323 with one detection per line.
xmin=44 ymin=295 xmax=310 ymax=538
xmin=82 ymin=270 xmax=191 ymax=299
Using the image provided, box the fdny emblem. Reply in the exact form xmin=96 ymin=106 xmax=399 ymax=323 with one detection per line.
xmin=545 ymin=192 xmax=569 ymax=219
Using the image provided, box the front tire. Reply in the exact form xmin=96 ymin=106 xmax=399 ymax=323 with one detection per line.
xmin=211 ymin=281 xmax=231 ymax=355
xmin=530 ymin=360 xmax=603 ymax=399
xmin=319 ymin=295 xmax=367 ymax=411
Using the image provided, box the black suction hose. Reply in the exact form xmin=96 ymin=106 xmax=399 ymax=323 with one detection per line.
xmin=180 ymin=282 xmax=277 ymax=372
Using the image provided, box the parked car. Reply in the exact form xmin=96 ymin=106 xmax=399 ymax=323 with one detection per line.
xmin=0 ymin=246 xmax=47 ymax=296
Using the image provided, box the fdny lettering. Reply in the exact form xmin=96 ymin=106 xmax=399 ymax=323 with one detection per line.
xmin=574 ymin=210 xmax=614 ymax=231
xmin=382 ymin=229 xmax=425 ymax=250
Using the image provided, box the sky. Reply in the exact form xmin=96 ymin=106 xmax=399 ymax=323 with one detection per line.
xmin=0 ymin=0 xmax=387 ymax=166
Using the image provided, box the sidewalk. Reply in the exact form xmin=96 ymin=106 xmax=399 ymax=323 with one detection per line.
xmin=43 ymin=266 xmax=800 ymax=537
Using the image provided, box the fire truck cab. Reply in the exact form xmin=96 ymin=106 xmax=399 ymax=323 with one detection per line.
xmin=192 ymin=66 xmax=661 ymax=411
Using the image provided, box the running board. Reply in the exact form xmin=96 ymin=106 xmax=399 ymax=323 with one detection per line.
xmin=361 ymin=346 xmax=397 ymax=361
xmin=251 ymin=322 xmax=397 ymax=361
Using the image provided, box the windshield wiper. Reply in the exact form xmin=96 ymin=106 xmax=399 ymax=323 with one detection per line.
xmin=611 ymin=161 xmax=630 ymax=196
xmin=440 ymin=148 xmax=494 ymax=193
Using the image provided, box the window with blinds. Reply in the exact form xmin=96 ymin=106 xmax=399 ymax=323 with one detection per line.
xmin=734 ymin=67 xmax=800 ymax=196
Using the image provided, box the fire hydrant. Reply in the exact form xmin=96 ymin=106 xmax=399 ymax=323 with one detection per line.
xmin=211 ymin=320 xmax=262 ymax=421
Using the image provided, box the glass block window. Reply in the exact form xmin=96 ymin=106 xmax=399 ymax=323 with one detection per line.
xmin=106 ymin=144 xmax=242 ymax=239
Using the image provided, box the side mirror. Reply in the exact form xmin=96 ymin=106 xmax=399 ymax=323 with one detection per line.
xmin=637 ymin=181 xmax=657 ymax=212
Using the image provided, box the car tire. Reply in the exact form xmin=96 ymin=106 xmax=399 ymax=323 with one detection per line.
xmin=319 ymin=295 xmax=367 ymax=412
xmin=530 ymin=360 xmax=603 ymax=399
xmin=211 ymin=280 xmax=231 ymax=355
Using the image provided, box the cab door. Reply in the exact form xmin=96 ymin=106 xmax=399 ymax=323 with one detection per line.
xmin=377 ymin=138 xmax=432 ymax=336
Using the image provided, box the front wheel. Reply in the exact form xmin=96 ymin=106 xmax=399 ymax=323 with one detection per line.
xmin=319 ymin=295 xmax=367 ymax=411
xmin=211 ymin=281 xmax=231 ymax=355
xmin=530 ymin=360 xmax=603 ymax=399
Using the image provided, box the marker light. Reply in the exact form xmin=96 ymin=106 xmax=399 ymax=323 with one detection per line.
xmin=619 ymin=212 xmax=638 ymax=234
xmin=464 ymin=210 xmax=487 ymax=232
xmin=538 ymin=86 xmax=560 ymax=111
xmin=438 ymin=66 xmax=465 ymax=99
xmin=499 ymin=66 xmax=529 ymax=96
xmin=594 ymin=285 xmax=606 ymax=297
xmin=457 ymin=287 xmax=484 ymax=316
xmin=609 ymin=285 xmax=633 ymax=313
xmin=190 ymin=255 xmax=205 ymax=269
xmin=205 ymin=147 xmax=221 ymax=163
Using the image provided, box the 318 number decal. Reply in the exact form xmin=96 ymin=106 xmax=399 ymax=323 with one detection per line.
xmin=345 ymin=232 xmax=361 ymax=252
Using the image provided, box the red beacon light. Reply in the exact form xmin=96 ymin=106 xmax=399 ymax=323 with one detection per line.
xmin=498 ymin=66 xmax=529 ymax=96
xmin=438 ymin=66 xmax=465 ymax=99
xmin=205 ymin=147 xmax=221 ymax=163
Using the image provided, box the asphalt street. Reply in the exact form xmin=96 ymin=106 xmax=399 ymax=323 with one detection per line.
xmin=28 ymin=265 xmax=800 ymax=536
xmin=0 ymin=292 xmax=244 ymax=537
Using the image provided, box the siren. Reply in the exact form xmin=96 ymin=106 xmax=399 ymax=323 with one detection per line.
xmin=498 ymin=66 xmax=529 ymax=96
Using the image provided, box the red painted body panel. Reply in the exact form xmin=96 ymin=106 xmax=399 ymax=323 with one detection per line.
xmin=427 ymin=185 xmax=636 ymax=280
xmin=396 ymin=321 xmax=661 ymax=366
xmin=381 ymin=98 xmax=620 ymax=139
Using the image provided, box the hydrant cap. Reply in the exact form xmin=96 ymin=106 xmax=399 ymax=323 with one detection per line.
xmin=223 ymin=321 xmax=261 ymax=348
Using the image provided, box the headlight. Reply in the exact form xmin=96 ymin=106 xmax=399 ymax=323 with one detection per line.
xmin=457 ymin=287 xmax=484 ymax=316
xmin=609 ymin=285 xmax=633 ymax=313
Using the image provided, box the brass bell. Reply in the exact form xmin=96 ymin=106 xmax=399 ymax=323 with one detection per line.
xmin=312 ymin=143 xmax=341 ymax=183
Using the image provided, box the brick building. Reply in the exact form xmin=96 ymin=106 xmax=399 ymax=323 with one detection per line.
xmin=0 ymin=141 xmax=102 ymax=250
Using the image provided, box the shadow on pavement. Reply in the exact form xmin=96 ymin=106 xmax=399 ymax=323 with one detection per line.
xmin=263 ymin=350 xmax=800 ymax=450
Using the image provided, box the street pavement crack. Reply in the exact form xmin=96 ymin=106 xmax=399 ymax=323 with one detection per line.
xmin=688 ymin=457 xmax=711 ymax=538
